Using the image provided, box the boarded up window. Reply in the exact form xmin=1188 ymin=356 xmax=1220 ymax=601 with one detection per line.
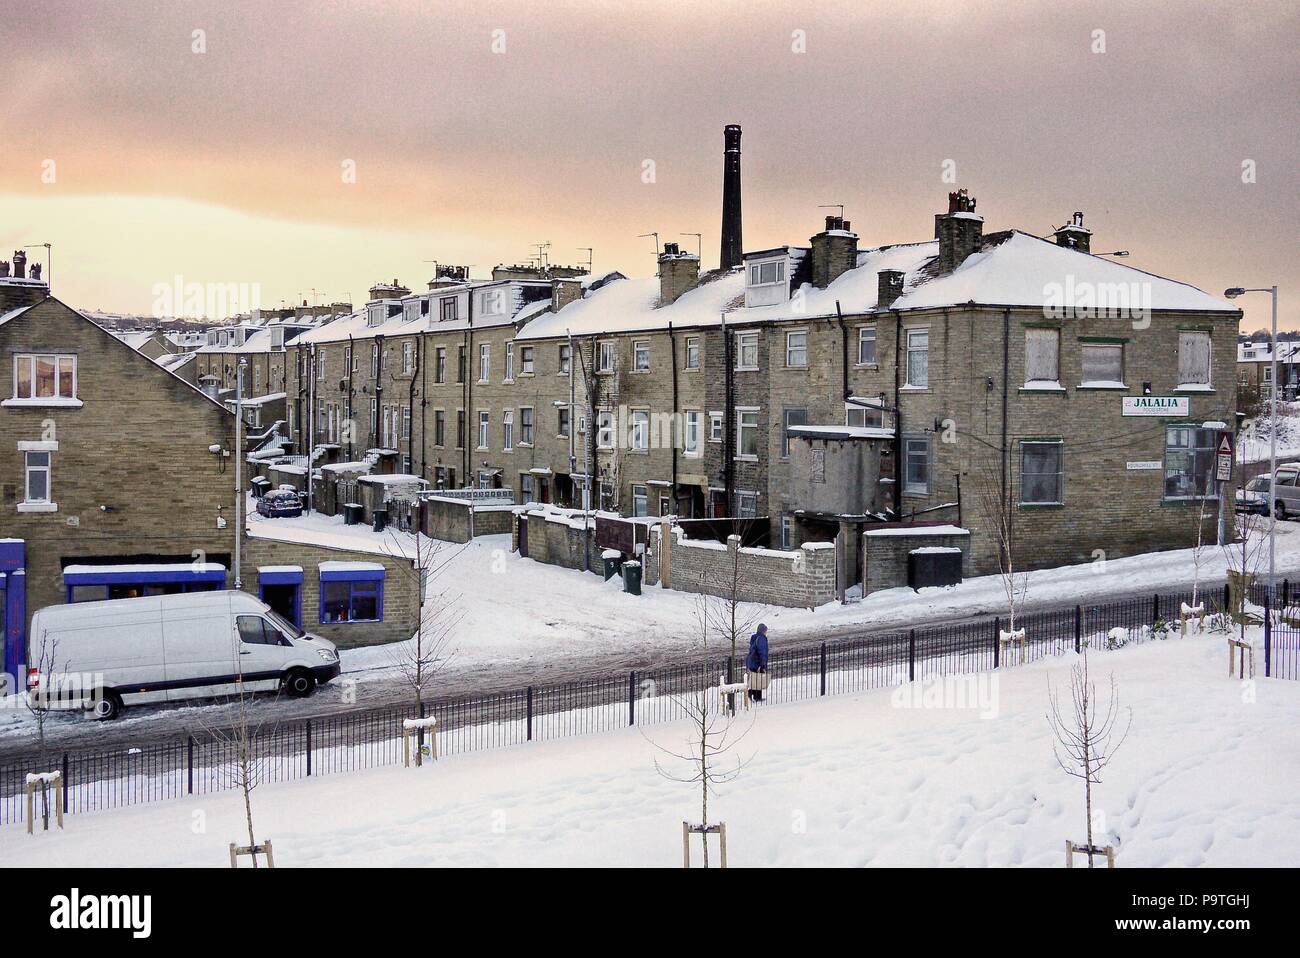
xmin=1024 ymin=328 xmax=1060 ymax=384
xmin=1081 ymin=343 xmax=1124 ymax=384
xmin=811 ymin=447 xmax=826 ymax=483
xmin=1178 ymin=331 xmax=1212 ymax=385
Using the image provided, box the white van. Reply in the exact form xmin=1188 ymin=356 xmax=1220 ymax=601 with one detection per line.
xmin=27 ymin=590 xmax=340 ymax=720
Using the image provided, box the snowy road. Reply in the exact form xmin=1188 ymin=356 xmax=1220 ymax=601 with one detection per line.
xmin=0 ymin=574 xmax=1233 ymax=763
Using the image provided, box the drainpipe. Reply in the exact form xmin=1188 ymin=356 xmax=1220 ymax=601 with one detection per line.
xmin=669 ymin=322 xmax=679 ymax=511
xmin=723 ymin=314 xmax=735 ymax=515
xmin=347 ymin=333 xmax=355 ymax=461
xmin=892 ymin=309 xmax=902 ymax=518
xmin=409 ymin=335 xmax=421 ymax=478
xmin=1001 ymin=307 xmax=1011 ymax=553
xmin=835 ymin=301 xmax=849 ymax=400
xmin=464 ymin=300 xmax=474 ymax=486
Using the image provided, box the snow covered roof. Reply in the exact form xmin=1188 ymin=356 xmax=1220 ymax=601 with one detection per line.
xmin=1238 ymin=341 xmax=1300 ymax=364
xmin=788 ymin=424 xmax=895 ymax=441
xmin=0 ymin=305 xmax=33 ymax=328
xmin=517 ymin=268 xmax=745 ymax=340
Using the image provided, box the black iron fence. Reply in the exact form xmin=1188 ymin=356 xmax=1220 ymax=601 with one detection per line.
xmin=3 ymin=580 xmax=1293 ymax=827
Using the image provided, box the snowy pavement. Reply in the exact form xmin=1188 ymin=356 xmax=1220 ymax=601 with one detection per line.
xmin=5 ymin=634 xmax=1297 ymax=866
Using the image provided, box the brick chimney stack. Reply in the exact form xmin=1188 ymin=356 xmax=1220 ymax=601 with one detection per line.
xmin=935 ymin=189 xmax=983 ymax=274
xmin=877 ymin=270 xmax=905 ymax=310
xmin=1053 ymin=211 xmax=1092 ymax=253
xmin=811 ymin=214 xmax=859 ymax=288
xmin=551 ymin=277 xmax=584 ymax=313
xmin=658 ymin=242 xmax=701 ymax=305
xmin=12 ymin=249 xmax=26 ymax=280
xmin=719 ymin=125 xmax=743 ymax=270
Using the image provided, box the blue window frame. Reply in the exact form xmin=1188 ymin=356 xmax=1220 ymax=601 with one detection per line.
xmin=319 ymin=565 xmax=384 ymax=624
xmin=259 ymin=567 xmax=304 ymax=628
xmin=62 ymin=565 xmax=227 ymax=602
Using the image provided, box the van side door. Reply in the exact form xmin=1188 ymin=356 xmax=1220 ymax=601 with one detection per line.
xmin=235 ymin=615 xmax=294 ymax=693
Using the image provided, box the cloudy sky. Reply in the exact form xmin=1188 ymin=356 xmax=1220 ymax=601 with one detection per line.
xmin=1 ymin=0 xmax=1295 ymax=328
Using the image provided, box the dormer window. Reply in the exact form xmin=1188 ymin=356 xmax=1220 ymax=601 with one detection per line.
xmin=748 ymin=260 xmax=785 ymax=287
xmin=480 ymin=289 xmax=505 ymax=316
xmin=270 ymin=328 xmax=285 ymax=351
xmin=366 ymin=304 xmax=385 ymax=327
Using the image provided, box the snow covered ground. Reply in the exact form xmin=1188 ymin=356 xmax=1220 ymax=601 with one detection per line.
xmin=339 ymin=517 xmax=1300 ymax=679
xmin=5 ymin=633 xmax=1296 ymax=866
xmin=1238 ymin=407 xmax=1300 ymax=463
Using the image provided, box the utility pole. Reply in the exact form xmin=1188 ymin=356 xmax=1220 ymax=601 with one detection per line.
xmin=234 ymin=359 xmax=246 ymax=590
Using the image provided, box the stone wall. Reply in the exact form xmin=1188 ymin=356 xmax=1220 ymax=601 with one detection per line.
xmin=650 ymin=525 xmax=836 ymax=609
xmin=863 ymin=525 xmax=971 ymax=595
xmin=242 ymin=534 xmax=419 ymax=648
xmin=424 ymin=497 xmax=513 ymax=544
xmin=516 ymin=508 xmax=597 ymax=572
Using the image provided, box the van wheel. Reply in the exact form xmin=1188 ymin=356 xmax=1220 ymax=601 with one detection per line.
xmin=1276 ymin=500 xmax=1288 ymax=520
xmin=91 ymin=690 xmax=123 ymax=721
xmin=284 ymin=669 xmax=316 ymax=698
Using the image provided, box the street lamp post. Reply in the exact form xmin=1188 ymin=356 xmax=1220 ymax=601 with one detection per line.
xmin=1225 ymin=285 xmax=1281 ymax=588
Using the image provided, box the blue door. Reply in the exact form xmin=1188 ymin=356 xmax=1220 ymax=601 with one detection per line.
xmin=0 ymin=540 xmax=26 ymax=689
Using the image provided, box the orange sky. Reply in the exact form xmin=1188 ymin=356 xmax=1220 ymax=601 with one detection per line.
xmin=1 ymin=0 xmax=1296 ymax=329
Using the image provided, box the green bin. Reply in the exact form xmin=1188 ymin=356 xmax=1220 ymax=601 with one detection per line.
xmin=602 ymin=549 xmax=620 ymax=581
xmin=623 ymin=560 xmax=642 ymax=596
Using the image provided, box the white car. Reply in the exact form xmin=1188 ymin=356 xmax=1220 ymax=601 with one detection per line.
xmin=1236 ymin=476 xmax=1271 ymax=515
xmin=28 ymin=590 xmax=340 ymax=719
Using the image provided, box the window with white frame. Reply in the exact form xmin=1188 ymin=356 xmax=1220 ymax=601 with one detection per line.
xmin=736 ymin=332 xmax=759 ymax=370
xmin=747 ymin=260 xmax=784 ymax=286
xmin=479 ymin=343 xmax=490 ymax=382
xmin=440 ymin=297 xmax=457 ymax=322
xmin=558 ymin=406 xmax=570 ymax=437
xmin=505 ymin=343 xmax=514 ymax=381
xmin=631 ymin=484 xmax=648 ymax=517
xmin=1178 ymin=331 xmax=1212 ymax=387
xmin=558 ymin=344 xmax=571 ymax=374
xmin=477 ymin=410 xmax=490 ymax=449
xmin=685 ymin=337 xmax=700 ymax=370
xmin=904 ymin=436 xmax=930 ymax=494
xmin=780 ymin=514 xmax=793 ymax=550
xmin=630 ymin=410 xmax=649 ymax=451
xmin=1080 ymin=342 xmax=1124 ymax=386
xmin=846 ymin=402 xmax=884 ymax=429
xmin=402 ymin=406 xmax=411 ymax=440
xmin=857 ymin=326 xmax=877 ymax=365
xmin=435 ymin=347 xmax=446 ymax=382
xmin=520 ymin=407 xmax=534 ymax=445
xmin=597 ymin=340 xmax=615 ymax=373
xmin=12 ymin=354 xmax=77 ymax=402
xmin=318 ymin=349 xmax=327 ymax=380
xmin=1020 ymin=441 xmax=1064 ymax=504
xmin=786 ymin=330 xmax=808 ymax=367
xmin=24 ymin=450 xmax=51 ymax=503
xmin=684 ymin=411 xmax=702 ymax=456
xmin=502 ymin=410 xmax=514 ymax=450
xmin=1024 ymin=328 xmax=1061 ymax=386
xmin=633 ymin=341 xmax=650 ymax=371
xmin=520 ymin=346 xmax=534 ymax=375
xmin=709 ymin=412 xmax=723 ymax=443
xmin=736 ymin=408 xmax=759 ymax=459
xmin=905 ymin=329 xmax=929 ymax=387
xmin=736 ymin=491 xmax=758 ymax=518
xmin=402 ymin=342 xmax=413 ymax=374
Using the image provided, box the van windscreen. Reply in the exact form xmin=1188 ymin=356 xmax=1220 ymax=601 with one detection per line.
xmin=266 ymin=608 xmax=305 ymax=639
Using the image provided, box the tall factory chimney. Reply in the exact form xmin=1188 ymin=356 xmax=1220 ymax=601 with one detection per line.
xmin=720 ymin=124 xmax=743 ymax=270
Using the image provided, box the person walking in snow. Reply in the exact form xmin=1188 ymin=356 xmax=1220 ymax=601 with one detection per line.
xmin=746 ymin=623 xmax=770 ymax=703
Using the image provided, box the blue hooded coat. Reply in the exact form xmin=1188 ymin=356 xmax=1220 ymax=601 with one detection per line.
xmin=746 ymin=628 xmax=769 ymax=671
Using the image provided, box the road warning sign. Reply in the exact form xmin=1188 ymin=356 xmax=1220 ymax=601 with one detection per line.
xmin=1216 ymin=432 xmax=1234 ymax=482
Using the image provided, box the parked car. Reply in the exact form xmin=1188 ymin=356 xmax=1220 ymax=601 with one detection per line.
xmin=27 ymin=591 xmax=339 ymax=719
xmin=257 ymin=489 xmax=303 ymax=518
xmin=1268 ymin=465 xmax=1300 ymax=520
xmin=1236 ymin=476 xmax=1271 ymax=515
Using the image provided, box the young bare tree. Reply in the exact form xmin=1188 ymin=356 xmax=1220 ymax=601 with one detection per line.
xmin=202 ymin=656 xmax=280 ymax=867
xmin=646 ymin=596 xmax=754 ymax=867
xmin=974 ymin=453 xmax=1029 ymax=634
xmin=1046 ymin=648 xmax=1132 ymax=868
xmin=1222 ymin=431 xmax=1271 ymax=638
xmin=382 ymin=511 xmax=464 ymax=766
xmin=24 ymin=629 xmax=64 ymax=830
